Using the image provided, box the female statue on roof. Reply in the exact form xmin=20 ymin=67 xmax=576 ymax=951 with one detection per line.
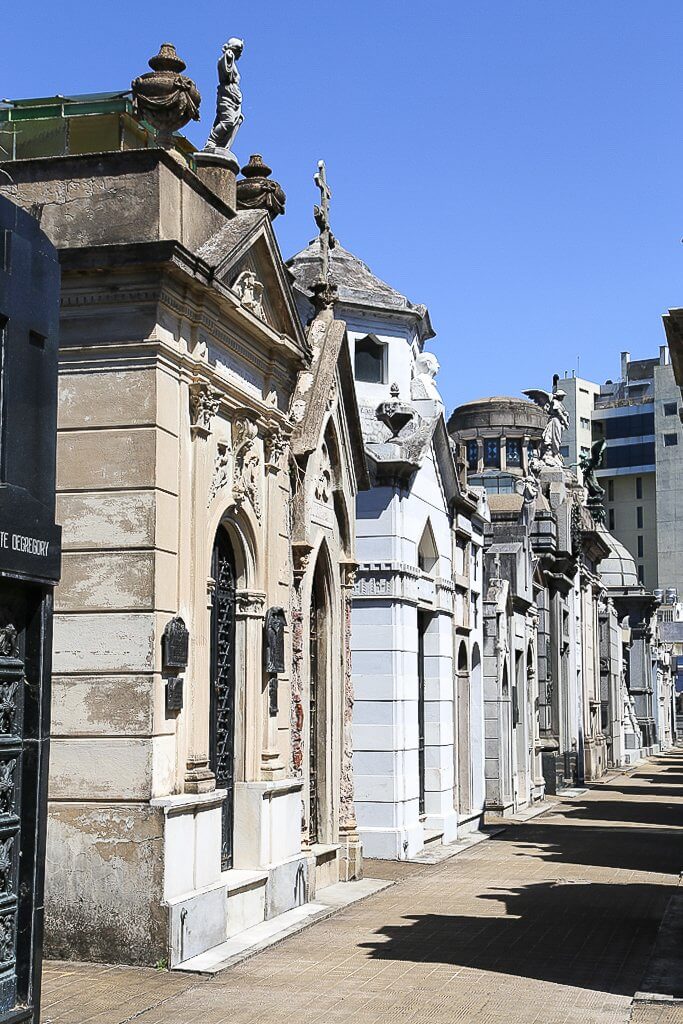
xmin=203 ymin=38 xmax=244 ymax=158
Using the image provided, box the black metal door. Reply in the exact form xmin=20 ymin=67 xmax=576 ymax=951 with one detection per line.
xmin=417 ymin=610 xmax=428 ymax=819
xmin=308 ymin=581 xmax=320 ymax=845
xmin=209 ymin=529 xmax=237 ymax=871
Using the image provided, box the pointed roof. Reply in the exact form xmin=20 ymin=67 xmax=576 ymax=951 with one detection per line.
xmin=197 ymin=209 xmax=309 ymax=358
xmin=287 ymin=237 xmax=434 ymax=340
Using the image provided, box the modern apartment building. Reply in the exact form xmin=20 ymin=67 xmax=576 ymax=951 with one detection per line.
xmin=556 ymin=374 xmax=601 ymax=472
xmin=559 ymin=348 xmax=682 ymax=593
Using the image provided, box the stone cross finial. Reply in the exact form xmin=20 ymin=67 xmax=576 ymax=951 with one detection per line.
xmin=311 ymin=160 xmax=338 ymax=313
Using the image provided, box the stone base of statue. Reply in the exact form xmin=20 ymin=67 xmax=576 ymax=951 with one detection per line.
xmin=194 ymin=148 xmax=238 ymax=208
xmin=196 ymin=147 xmax=240 ymax=173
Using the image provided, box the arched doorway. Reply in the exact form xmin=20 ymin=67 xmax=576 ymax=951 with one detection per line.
xmin=417 ymin=611 xmax=428 ymax=818
xmin=470 ymin=644 xmax=484 ymax=812
xmin=309 ymin=555 xmax=330 ymax=844
xmin=209 ymin=525 xmax=237 ymax=870
xmin=456 ymin=642 xmax=471 ymax=815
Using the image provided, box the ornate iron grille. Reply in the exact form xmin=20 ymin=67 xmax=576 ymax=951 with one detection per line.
xmin=308 ymin=583 xmax=320 ymax=845
xmin=0 ymin=622 xmax=24 ymax=1013
xmin=210 ymin=531 xmax=237 ymax=871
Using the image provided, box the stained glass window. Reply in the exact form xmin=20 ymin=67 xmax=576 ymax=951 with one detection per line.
xmin=467 ymin=440 xmax=478 ymax=470
xmin=506 ymin=438 xmax=522 ymax=467
xmin=484 ymin=438 xmax=500 ymax=468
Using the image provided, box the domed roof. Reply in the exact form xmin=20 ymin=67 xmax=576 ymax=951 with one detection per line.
xmin=448 ymin=396 xmax=546 ymax=435
xmin=598 ymin=527 xmax=641 ymax=590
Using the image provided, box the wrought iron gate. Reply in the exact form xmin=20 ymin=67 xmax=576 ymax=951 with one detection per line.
xmin=210 ymin=530 xmax=237 ymax=871
xmin=0 ymin=604 xmax=25 ymax=1014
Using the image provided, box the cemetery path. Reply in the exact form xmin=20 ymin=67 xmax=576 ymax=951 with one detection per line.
xmin=42 ymin=747 xmax=683 ymax=1024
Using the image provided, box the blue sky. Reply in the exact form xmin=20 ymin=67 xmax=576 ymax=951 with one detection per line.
xmin=5 ymin=2 xmax=683 ymax=412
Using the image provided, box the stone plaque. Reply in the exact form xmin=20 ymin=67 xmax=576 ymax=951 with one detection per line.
xmin=165 ymin=676 xmax=183 ymax=712
xmin=264 ymin=606 xmax=286 ymax=674
xmin=162 ymin=616 xmax=189 ymax=671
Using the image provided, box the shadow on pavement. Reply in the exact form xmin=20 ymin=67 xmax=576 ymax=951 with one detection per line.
xmin=635 ymin=773 xmax=683 ymax=785
xmin=590 ymin=784 xmax=683 ymax=799
xmin=490 ymin=821 xmax=683 ymax=875
xmin=557 ymin=799 xmax=683 ymax=828
xmin=358 ymin=880 xmax=676 ymax=996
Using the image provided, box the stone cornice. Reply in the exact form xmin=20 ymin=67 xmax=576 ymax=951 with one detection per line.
xmin=59 ymin=243 xmax=306 ymax=370
xmin=354 ymin=561 xmax=454 ymax=612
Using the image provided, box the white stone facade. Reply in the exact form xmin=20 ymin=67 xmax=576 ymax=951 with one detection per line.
xmin=287 ymin=239 xmax=483 ymax=861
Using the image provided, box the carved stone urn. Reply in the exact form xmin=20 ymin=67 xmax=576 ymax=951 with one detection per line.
xmin=236 ymin=154 xmax=286 ymax=219
xmin=376 ymin=399 xmax=414 ymax=438
xmin=132 ymin=43 xmax=201 ymax=146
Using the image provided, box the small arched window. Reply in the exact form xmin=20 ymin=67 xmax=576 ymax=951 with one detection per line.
xmin=354 ymin=335 xmax=385 ymax=383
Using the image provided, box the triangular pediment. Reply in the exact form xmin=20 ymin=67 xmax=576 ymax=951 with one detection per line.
xmin=197 ymin=210 xmax=307 ymax=353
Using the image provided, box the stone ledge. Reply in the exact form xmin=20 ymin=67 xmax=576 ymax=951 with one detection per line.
xmin=151 ymin=790 xmax=227 ymax=815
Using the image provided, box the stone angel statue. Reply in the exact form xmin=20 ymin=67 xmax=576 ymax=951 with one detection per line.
xmin=523 ymin=385 xmax=570 ymax=467
xmin=516 ymin=453 xmax=543 ymax=528
xmin=579 ymin=438 xmax=607 ymax=522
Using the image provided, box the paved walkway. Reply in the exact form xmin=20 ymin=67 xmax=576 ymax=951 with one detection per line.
xmin=42 ymin=747 xmax=683 ymax=1024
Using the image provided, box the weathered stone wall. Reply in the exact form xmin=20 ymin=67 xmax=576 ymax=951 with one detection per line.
xmin=0 ymin=151 xmax=232 ymax=252
xmin=47 ymin=351 xmax=180 ymax=962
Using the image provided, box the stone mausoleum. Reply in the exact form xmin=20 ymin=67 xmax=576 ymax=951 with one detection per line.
xmin=1 ymin=45 xmax=367 ymax=968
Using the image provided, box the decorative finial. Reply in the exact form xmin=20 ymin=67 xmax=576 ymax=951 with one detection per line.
xmin=310 ymin=160 xmax=338 ymax=314
xmin=236 ymin=154 xmax=286 ymax=219
xmin=197 ymin=38 xmax=245 ymax=173
xmin=131 ymin=43 xmax=200 ymax=148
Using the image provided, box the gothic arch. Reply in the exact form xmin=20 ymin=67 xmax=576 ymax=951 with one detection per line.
xmin=456 ymin=639 xmax=471 ymax=815
xmin=418 ymin=519 xmax=438 ymax=574
xmin=209 ymin=524 xmax=239 ymax=869
xmin=206 ymin=501 xmax=259 ymax=591
xmin=457 ymin=641 xmax=468 ymax=674
xmin=470 ymin=643 xmax=484 ymax=814
xmin=306 ymin=538 xmax=340 ymax=845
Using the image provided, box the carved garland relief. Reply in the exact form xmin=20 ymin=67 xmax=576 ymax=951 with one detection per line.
xmin=232 ymin=415 xmax=262 ymax=520
xmin=208 ymin=441 xmax=231 ymax=507
xmin=340 ymin=567 xmax=357 ymax=827
xmin=289 ymin=549 xmax=310 ymax=776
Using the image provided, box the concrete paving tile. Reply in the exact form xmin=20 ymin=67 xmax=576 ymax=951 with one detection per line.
xmin=40 ymin=749 xmax=683 ymax=1024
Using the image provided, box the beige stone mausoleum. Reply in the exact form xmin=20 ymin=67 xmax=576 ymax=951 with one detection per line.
xmin=1 ymin=69 xmax=367 ymax=967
